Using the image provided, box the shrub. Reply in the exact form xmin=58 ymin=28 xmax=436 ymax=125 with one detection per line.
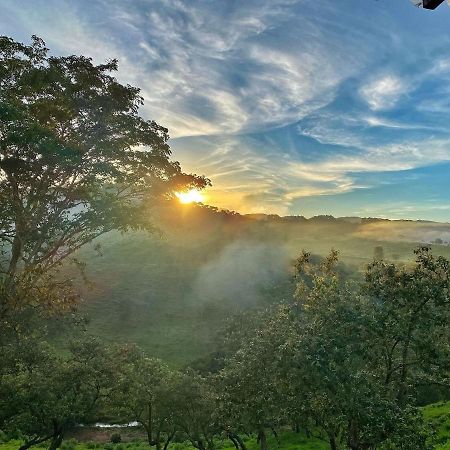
xmin=61 ymin=438 xmax=77 ymax=450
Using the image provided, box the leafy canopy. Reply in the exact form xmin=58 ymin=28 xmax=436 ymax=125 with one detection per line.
xmin=0 ymin=35 xmax=208 ymax=318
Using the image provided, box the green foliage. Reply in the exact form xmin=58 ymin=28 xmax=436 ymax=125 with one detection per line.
xmin=1 ymin=338 xmax=120 ymax=450
xmin=111 ymin=347 xmax=177 ymax=447
xmin=2 ymin=238 xmax=449 ymax=450
xmin=216 ymin=248 xmax=450 ymax=449
xmin=61 ymin=439 xmax=78 ymax=450
xmin=0 ymin=34 xmax=208 ymax=330
xmin=1 ymin=405 xmax=450 ymax=449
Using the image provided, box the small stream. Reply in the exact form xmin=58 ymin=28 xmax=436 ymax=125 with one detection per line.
xmin=79 ymin=422 xmax=140 ymax=428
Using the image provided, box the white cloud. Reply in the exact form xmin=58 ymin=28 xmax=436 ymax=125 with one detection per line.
xmin=360 ymin=74 xmax=411 ymax=110
xmin=173 ymin=133 xmax=450 ymax=215
xmin=4 ymin=0 xmax=450 ymax=219
xmin=2 ymin=0 xmax=377 ymax=138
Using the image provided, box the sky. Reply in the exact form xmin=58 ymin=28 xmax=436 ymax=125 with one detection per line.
xmin=2 ymin=0 xmax=450 ymax=220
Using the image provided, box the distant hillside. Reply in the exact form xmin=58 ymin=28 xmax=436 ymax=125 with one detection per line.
xmin=66 ymin=202 xmax=450 ymax=366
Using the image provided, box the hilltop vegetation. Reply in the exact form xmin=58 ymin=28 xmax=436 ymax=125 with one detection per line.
xmin=71 ymin=203 xmax=450 ymax=365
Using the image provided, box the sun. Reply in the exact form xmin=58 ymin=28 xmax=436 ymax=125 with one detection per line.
xmin=175 ymin=188 xmax=205 ymax=204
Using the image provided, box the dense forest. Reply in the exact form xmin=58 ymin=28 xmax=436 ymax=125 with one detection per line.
xmin=0 ymin=36 xmax=449 ymax=450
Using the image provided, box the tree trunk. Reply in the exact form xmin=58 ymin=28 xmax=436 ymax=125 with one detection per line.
xmin=48 ymin=434 xmax=63 ymax=450
xmin=163 ymin=432 xmax=175 ymax=450
xmin=327 ymin=432 xmax=338 ymax=450
xmin=270 ymin=428 xmax=280 ymax=446
xmin=196 ymin=439 xmax=207 ymax=450
xmin=257 ymin=429 xmax=267 ymax=450
xmin=234 ymin=434 xmax=247 ymax=450
xmin=347 ymin=420 xmax=360 ymax=450
xmin=148 ymin=402 xmax=153 ymax=446
xmin=206 ymin=436 xmax=215 ymax=450
xmin=153 ymin=429 xmax=161 ymax=450
xmin=7 ymin=172 xmax=24 ymax=279
xmin=229 ymin=434 xmax=247 ymax=450
xmin=7 ymin=235 xmax=23 ymax=277
xmin=397 ymin=331 xmax=413 ymax=404
xmin=47 ymin=420 xmax=64 ymax=450
xmin=228 ymin=436 xmax=239 ymax=450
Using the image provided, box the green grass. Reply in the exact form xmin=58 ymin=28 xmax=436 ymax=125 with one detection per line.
xmin=0 ymin=431 xmax=329 ymax=450
xmin=423 ymin=401 xmax=450 ymax=449
xmin=1 ymin=403 xmax=449 ymax=450
xmin=219 ymin=431 xmax=329 ymax=450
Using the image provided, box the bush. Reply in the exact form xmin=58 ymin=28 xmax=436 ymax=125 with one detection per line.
xmin=61 ymin=438 xmax=77 ymax=450
xmin=85 ymin=442 xmax=99 ymax=449
xmin=110 ymin=433 xmax=122 ymax=444
xmin=172 ymin=444 xmax=185 ymax=450
xmin=0 ymin=431 xmax=8 ymax=444
xmin=3 ymin=429 xmax=22 ymax=441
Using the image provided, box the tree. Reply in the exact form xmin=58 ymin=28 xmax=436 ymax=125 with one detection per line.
xmin=291 ymin=251 xmax=379 ymax=449
xmin=112 ymin=347 xmax=177 ymax=450
xmin=289 ymin=249 xmax=443 ymax=449
xmin=1 ymin=339 xmax=117 ymax=450
xmin=219 ymin=307 xmax=294 ymax=450
xmin=364 ymin=246 xmax=450 ymax=404
xmin=0 ymin=35 xmax=208 ymax=323
xmin=171 ymin=371 xmax=218 ymax=450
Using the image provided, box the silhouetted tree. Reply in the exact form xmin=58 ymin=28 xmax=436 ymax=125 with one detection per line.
xmin=0 ymin=35 xmax=208 ymax=323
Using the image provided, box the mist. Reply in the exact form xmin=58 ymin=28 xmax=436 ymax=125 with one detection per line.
xmin=190 ymin=240 xmax=290 ymax=308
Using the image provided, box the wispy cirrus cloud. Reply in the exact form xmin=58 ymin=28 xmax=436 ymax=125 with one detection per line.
xmin=3 ymin=0 xmax=450 ymax=219
xmin=360 ymin=74 xmax=412 ymax=111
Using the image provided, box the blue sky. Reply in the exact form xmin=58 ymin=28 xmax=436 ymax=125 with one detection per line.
xmin=2 ymin=0 xmax=450 ymax=220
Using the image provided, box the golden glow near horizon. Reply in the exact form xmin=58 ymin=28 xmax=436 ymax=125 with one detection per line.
xmin=175 ymin=188 xmax=205 ymax=204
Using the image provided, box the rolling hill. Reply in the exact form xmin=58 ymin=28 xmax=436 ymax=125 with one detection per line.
xmin=65 ymin=202 xmax=450 ymax=366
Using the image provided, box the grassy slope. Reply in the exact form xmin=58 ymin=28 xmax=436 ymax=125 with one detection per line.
xmin=1 ymin=402 xmax=449 ymax=449
xmin=66 ymin=211 xmax=450 ymax=367
xmin=423 ymin=402 xmax=450 ymax=449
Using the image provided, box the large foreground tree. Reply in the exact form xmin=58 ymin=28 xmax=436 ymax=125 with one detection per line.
xmin=0 ymin=36 xmax=208 ymax=322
